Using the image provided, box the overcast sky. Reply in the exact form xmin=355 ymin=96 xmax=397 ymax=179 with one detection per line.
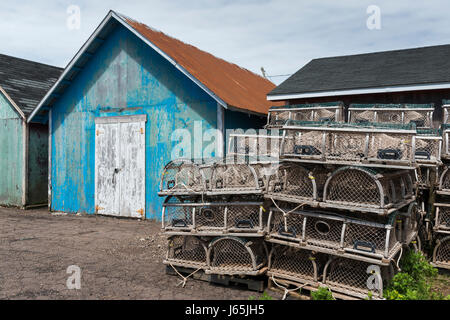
xmin=1 ymin=0 xmax=450 ymax=85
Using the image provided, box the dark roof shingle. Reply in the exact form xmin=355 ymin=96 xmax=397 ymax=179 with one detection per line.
xmin=0 ymin=54 xmax=63 ymax=117
xmin=268 ymin=44 xmax=450 ymax=97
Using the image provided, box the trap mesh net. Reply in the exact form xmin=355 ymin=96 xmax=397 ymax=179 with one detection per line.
xmin=282 ymin=130 xmax=323 ymax=158
xmin=268 ymin=245 xmax=319 ymax=282
xmin=324 ymin=258 xmax=391 ymax=298
xmin=208 ymin=237 xmax=266 ymax=273
xmin=165 ymin=235 xmax=208 ymax=268
xmin=228 ymin=134 xmax=282 ymax=158
xmin=415 ymin=137 xmax=441 ymax=163
xmin=266 ymin=164 xmax=316 ymax=202
xmin=267 ymin=110 xmax=291 ymax=127
xmin=376 ymin=110 xmax=403 ymax=124
xmin=324 ymin=167 xmax=387 ymax=208
xmin=226 ymin=205 xmax=262 ymax=232
xmin=367 ymin=133 xmax=413 ymax=162
xmin=195 ymin=206 xmax=226 ymax=230
xmin=403 ymin=110 xmax=431 ymax=127
xmin=160 ymin=160 xmax=204 ymax=195
xmin=303 ymin=215 xmax=344 ymax=250
xmin=312 ymin=108 xmax=338 ymax=122
xmin=433 ymin=236 xmax=450 ymax=268
xmin=210 ymin=163 xmax=260 ymax=193
xmin=349 ymin=110 xmax=376 ymax=123
xmin=439 ymin=168 xmax=450 ymax=191
xmin=326 ymin=132 xmax=366 ymax=161
xmin=400 ymin=203 xmax=420 ymax=244
xmin=435 ymin=206 xmax=450 ymax=231
xmin=162 ymin=197 xmax=195 ymax=230
xmin=268 ymin=209 xmax=304 ymax=243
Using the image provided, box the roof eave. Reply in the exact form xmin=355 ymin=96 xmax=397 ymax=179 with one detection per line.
xmin=267 ymin=82 xmax=450 ymax=101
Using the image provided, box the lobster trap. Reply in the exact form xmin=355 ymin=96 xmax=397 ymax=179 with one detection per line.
xmin=266 ymin=102 xmax=344 ymax=128
xmin=267 ymin=245 xmax=324 ymax=287
xmin=438 ymin=166 xmax=450 ymax=195
xmin=414 ymin=129 xmax=442 ymax=165
xmin=164 ymin=235 xmax=209 ymax=269
xmin=281 ymin=121 xmax=416 ymax=168
xmin=398 ymin=202 xmax=421 ymax=245
xmin=266 ymin=208 xmax=403 ymax=264
xmin=208 ymin=161 xmax=265 ymax=195
xmin=265 ymin=163 xmax=329 ymax=205
xmin=432 ymin=235 xmax=450 ymax=270
xmin=206 ymin=236 xmax=268 ymax=275
xmin=159 ymin=159 xmax=205 ymax=196
xmin=227 ymin=130 xmax=282 ymax=160
xmin=161 ymin=196 xmax=267 ymax=236
xmin=322 ymin=166 xmax=415 ymax=214
xmin=442 ymin=100 xmax=450 ymax=124
xmin=433 ymin=203 xmax=450 ymax=233
xmin=322 ymin=257 xmax=394 ymax=300
xmin=348 ymin=103 xmax=434 ymax=128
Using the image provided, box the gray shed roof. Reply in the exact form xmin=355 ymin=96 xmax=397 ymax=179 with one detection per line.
xmin=268 ymin=44 xmax=450 ymax=100
xmin=0 ymin=54 xmax=63 ymax=117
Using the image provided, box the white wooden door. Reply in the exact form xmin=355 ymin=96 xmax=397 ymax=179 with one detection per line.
xmin=95 ymin=115 xmax=146 ymax=218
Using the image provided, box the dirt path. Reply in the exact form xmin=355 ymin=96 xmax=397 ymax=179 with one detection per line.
xmin=0 ymin=207 xmax=263 ymax=300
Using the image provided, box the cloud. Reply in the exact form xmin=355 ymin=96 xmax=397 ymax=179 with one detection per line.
xmin=1 ymin=0 xmax=450 ymax=85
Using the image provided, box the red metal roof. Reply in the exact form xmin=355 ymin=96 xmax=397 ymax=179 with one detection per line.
xmin=119 ymin=13 xmax=280 ymax=115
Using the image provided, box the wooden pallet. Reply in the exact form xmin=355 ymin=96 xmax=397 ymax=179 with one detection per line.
xmin=165 ymin=265 xmax=266 ymax=292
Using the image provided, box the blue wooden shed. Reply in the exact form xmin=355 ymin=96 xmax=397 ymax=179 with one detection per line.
xmin=29 ymin=10 xmax=276 ymax=219
xmin=0 ymin=54 xmax=62 ymax=208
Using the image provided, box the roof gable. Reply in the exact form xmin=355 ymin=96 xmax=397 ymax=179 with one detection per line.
xmin=29 ymin=10 xmax=277 ymax=122
xmin=0 ymin=54 xmax=62 ymax=117
xmin=268 ymin=44 xmax=450 ymax=100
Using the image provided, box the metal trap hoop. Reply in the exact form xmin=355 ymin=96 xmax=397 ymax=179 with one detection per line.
xmin=206 ymin=236 xmax=267 ymax=275
xmin=159 ymin=159 xmax=205 ymax=196
xmin=438 ymin=166 xmax=450 ymax=194
xmin=164 ymin=235 xmax=209 ymax=269
xmin=432 ymin=235 xmax=450 ymax=270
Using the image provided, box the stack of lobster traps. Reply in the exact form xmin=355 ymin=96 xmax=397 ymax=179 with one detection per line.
xmin=262 ymin=102 xmax=426 ymax=300
xmin=158 ymin=156 xmax=271 ymax=283
xmin=432 ymin=100 xmax=450 ymax=270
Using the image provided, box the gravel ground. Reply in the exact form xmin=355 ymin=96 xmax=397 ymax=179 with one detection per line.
xmin=0 ymin=207 xmax=270 ymax=300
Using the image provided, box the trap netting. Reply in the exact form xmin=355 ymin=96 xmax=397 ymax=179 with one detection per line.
xmin=162 ymin=196 xmax=198 ymax=231
xmin=434 ymin=204 xmax=450 ymax=232
xmin=323 ymin=167 xmax=414 ymax=210
xmin=281 ymin=122 xmax=416 ymax=166
xmin=323 ymin=257 xmax=394 ymax=299
xmin=438 ymin=167 xmax=450 ymax=193
xmin=164 ymin=235 xmax=209 ymax=269
xmin=443 ymin=101 xmax=450 ymax=124
xmin=417 ymin=166 xmax=439 ymax=189
xmin=265 ymin=163 xmax=328 ymax=203
xmin=207 ymin=236 xmax=267 ymax=275
xmin=209 ymin=161 xmax=263 ymax=195
xmin=266 ymin=102 xmax=344 ymax=128
xmin=414 ymin=130 xmax=442 ymax=164
xmin=227 ymin=130 xmax=282 ymax=159
xmin=348 ymin=103 xmax=434 ymax=128
xmin=398 ymin=202 xmax=421 ymax=245
xmin=442 ymin=125 xmax=450 ymax=159
xmin=432 ymin=235 xmax=450 ymax=270
xmin=159 ymin=159 xmax=204 ymax=196
xmin=267 ymin=245 xmax=323 ymax=285
xmin=267 ymin=208 xmax=402 ymax=261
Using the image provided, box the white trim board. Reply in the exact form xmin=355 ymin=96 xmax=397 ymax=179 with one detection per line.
xmin=267 ymin=82 xmax=450 ymax=101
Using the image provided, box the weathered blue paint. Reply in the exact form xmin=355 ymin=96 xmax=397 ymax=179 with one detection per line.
xmin=0 ymin=92 xmax=24 ymax=206
xmin=50 ymin=24 xmax=219 ymax=219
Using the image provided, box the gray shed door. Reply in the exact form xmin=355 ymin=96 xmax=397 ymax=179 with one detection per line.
xmin=94 ymin=116 xmax=146 ymax=218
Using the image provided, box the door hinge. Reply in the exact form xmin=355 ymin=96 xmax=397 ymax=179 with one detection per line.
xmin=137 ymin=208 xmax=145 ymax=216
xmin=95 ymin=205 xmax=104 ymax=212
xmin=96 ymin=130 xmax=102 ymax=136
xmin=140 ymin=127 xmax=144 ymax=134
